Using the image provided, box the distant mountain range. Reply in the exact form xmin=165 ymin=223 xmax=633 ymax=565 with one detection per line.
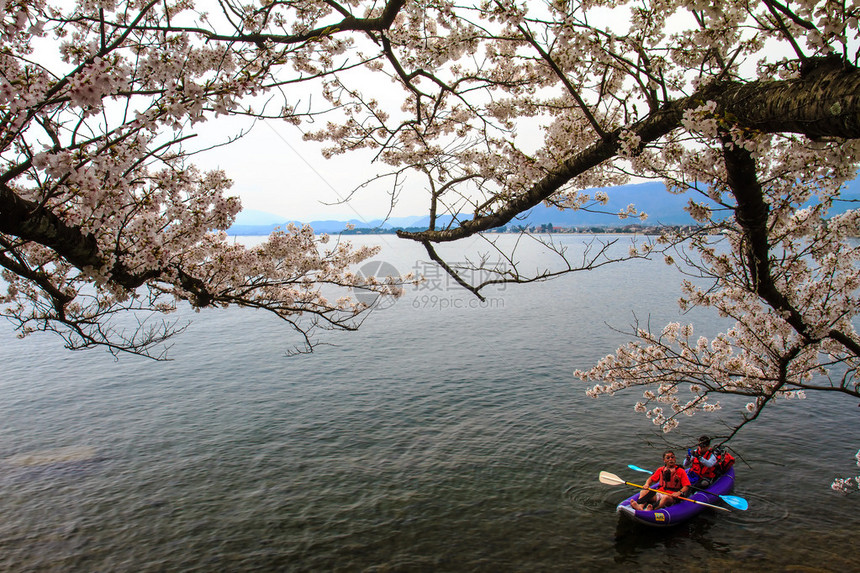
xmin=229 ymin=180 xmax=860 ymax=235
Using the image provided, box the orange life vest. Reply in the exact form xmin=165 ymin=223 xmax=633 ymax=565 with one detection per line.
xmin=716 ymin=450 xmax=735 ymax=473
xmin=652 ymin=466 xmax=689 ymax=492
xmin=690 ymin=447 xmax=717 ymax=479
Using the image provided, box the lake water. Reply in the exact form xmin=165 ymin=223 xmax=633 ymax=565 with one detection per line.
xmin=0 ymin=234 xmax=858 ymax=571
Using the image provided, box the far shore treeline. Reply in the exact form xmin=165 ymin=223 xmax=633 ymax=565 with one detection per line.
xmin=230 ymin=180 xmax=860 ymax=237
xmin=228 ymin=223 xmax=704 ymax=236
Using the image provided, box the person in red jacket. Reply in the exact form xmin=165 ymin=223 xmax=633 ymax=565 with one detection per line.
xmin=630 ymin=450 xmax=691 ymax=511
xmin=683 ymin=435 xmax=719 ymax=487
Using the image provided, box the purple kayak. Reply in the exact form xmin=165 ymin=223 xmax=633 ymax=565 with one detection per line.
xmin=616 ymin=467 xmax=736 ymax=527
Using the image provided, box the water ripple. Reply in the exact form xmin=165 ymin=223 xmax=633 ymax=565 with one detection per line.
xmin=562 ymin=483 xmax=619 ymax=514
xmin=0 ymin=238 xmax=858 ymax=571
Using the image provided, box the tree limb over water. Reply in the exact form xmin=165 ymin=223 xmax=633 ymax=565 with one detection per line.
xmin=2 ymin=0 xmax=860 ymax=488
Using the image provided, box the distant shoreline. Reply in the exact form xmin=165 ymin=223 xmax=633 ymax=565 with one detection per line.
xmin=228 ymin=223 xmax=704 ymax=236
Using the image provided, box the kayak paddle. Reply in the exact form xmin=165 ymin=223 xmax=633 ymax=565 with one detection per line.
xmin=599 ymin=470 xmax=731 ymax=512
xmin=627 ymin=464 xmax=749 ymax=510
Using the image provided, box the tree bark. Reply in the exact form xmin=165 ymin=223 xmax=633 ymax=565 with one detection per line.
xmin=0 ymin=183 xmax=101 ymax=273
xmin=0 ymin=182 xmax=156 ymax=289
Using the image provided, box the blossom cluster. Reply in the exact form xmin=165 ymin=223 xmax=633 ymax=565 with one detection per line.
xmin=831 ymin=450 xmax=860 ymax=494
xmin=0 ymin=0 xmax=408 ymax=356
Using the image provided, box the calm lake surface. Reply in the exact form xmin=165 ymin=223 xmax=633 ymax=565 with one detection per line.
xmin=0 ymin=234 xmax=857 ymax=572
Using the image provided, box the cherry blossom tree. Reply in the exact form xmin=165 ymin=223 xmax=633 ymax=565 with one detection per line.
xmin=0 ymin=0 xmax=407 ymax=358
xmin=293 ymin=0 xmax=860 ymax=488
xmin=4 ymin=0 xmax=860 ymax=486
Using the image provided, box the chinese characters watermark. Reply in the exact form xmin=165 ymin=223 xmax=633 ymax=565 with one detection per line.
xmin=354 ymin=259 xmax=507 ymax=311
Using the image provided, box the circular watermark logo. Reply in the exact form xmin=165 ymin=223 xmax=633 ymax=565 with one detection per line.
xmin=354 ymin=260 xmax=401 ymax=310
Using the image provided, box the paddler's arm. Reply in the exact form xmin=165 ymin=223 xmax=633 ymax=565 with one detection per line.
xmin=672 ymin=470 xmax=693 ymax=497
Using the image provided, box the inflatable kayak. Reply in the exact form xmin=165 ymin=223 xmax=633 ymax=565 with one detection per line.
xmin=616 ymin=467 xmax=736 ymax=527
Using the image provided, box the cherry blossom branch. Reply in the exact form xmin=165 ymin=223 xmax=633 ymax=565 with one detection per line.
xmin=516 ymin=22 xmax=607 ymax=139
xmin=70 ymin=0 xmax=406 ymax=46
xmin=398 ymin=66 xmax=860 ymax=245
xmin=0 ymin=0 xmax=416 ymax=358
xmin=760 ymin=0 xmax=817 ymax=31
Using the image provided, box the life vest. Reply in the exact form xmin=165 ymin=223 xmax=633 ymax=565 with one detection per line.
xmin=690 ymin=447 xmax=718 ymax=479
xmin=716 ymin=450 xmax=735 ymax=474
xmin=655 ymin=466 xmax=688 ymax=492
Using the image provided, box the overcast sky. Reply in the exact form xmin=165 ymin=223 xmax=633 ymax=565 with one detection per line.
xmin=192 ymin=113 xmax=421 ymax=223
